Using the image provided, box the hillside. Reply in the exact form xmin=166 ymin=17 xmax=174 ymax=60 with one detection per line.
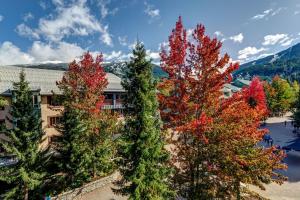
xmin=234 ymin=43 xmax=300 ymax=81
xmin=10 ymin=62 xmax=167 ymax=79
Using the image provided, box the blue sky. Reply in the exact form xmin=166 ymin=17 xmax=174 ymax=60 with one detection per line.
xmin=0 ymin=0 xmax=299 ymax=65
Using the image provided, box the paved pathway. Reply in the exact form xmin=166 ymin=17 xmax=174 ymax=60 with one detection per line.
xmin=80 ymin=115 xmax=300 ymax=200
xmin=80 ymin=183 xmax=127 ymax=200
xmin=249 ymin=115 xmax=300 ymax=200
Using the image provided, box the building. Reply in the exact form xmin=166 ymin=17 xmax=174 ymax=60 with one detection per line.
xmin=0 ymin=65 xmax=125 ymax=146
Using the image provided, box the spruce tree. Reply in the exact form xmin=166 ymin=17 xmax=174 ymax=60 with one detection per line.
xmin=53 ymin=52 xmax=118 ymax=192
xmin=51 ymin=105 xmax=90 ymax=191
xmin=0 ymin=70 xmax=49 ymax=200
xmin=115 ymin=42 xmax=173 ymax=199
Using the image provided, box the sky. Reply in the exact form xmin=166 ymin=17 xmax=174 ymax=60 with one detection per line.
xmin=0 ymin=0 xmax=300 ymax=65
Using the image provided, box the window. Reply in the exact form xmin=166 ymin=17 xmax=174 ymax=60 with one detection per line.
xmin=0 ymin=106 xmax=5 ymax=111
xmin=104 ymin=94 xmax=113 ymax=99
xmin=47 ymin=96 xmax=61 ymax=106
xmin=33 ymin=95 xmax=39 ymax=108
xmin=0 ymin=119 xmax=5 ymax=127
xmin=48 ymin=116 xmax=61 ymax=127
xmin=47 ymin=96 xmax=52 ymax=105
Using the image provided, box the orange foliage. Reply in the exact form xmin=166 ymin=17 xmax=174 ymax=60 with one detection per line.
xmin=158 ymin=17 xmax=286 ymax=198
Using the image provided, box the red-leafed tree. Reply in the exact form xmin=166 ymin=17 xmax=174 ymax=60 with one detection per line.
xmin=59 ymin=52 xmax=108 ymax=114
xmin=54 ymin=52 xmax=118 ymax=190
xmin=158 ymin=17 xmax=286 ymax=199
xmin=243 ymin=76 xmax=268 ymax=116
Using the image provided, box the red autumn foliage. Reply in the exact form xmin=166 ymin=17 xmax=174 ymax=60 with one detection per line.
xmin=243 ymin=76 xmax=268 ymax=116
xmin=158 ymin=17 xmax=286 ymax=199
xmin=58 ymin=52 xmax=108 ymax=113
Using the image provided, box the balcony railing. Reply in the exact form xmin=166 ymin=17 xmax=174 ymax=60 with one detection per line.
xmin=101 ymin=104 xmax=124 ymax=110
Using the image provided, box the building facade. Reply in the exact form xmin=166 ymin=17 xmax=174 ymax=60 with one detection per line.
xmin=0 ymin=65 xmax=125 ymax=147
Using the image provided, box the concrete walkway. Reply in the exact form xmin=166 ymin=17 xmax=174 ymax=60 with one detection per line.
xmin=249 ymin=115 xmax=300 ymax=200
xmin=80 ymin=115 xmax=300 ymax=200
xmin=80 ymin=183 xmax=127 ymax=200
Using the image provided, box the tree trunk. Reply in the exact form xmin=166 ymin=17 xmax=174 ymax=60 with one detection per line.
xmin=235 ymin=180 xmax=241 ymax=200
xmin=24 ymin=185 xmax=29 ymax=200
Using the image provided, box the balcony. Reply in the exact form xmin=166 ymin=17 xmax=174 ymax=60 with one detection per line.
xmin=101 ymin=104 xmax=124 ymax=110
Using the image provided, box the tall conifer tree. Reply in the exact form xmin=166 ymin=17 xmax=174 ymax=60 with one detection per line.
xmin=0 ymin=70 xmax=49 ymax=200
xmin=51 ymin=105 xmax=90 ymax=191
xmin=115 ymin=42 xmax=173 ymax=199
xmin=53 ymin=52 xmax=117 ymax=192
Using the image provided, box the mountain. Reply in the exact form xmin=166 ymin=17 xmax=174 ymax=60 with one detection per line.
xmin=234 ymin=43 xmax=300 ymax=81
xmin=9 ymin=62 xmax=167 ymax=79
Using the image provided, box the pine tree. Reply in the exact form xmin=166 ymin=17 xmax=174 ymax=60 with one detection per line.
xmin=51 ymin=105 xmax=90 ymax=191
xmin=54 ymin=52 xmax=117 ymax=192
xmin=115 ymin=42 xmax=173 ymax=199
xmin=0 ymin=70 xmax=50 ymax=200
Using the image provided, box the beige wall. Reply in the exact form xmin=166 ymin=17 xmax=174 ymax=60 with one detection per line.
xmin=0 ymin=93 xmax=123 ymax=147
xmin=40 ymin=95 xmax=63 ymax=147
xmin=0 ymin=95 xmax=63 ymax=147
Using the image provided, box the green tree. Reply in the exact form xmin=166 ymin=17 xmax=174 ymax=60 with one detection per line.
xmin=51 ymin=105 xmax=90 ymax=191
xmin=0 ymin=70 xmax=50 ymax=200
xmin=86 ymin=111 xmax=119 ymax=178
xmin=53 ymin=52 xmax=118 ymax=193
xmin=0 ymin=97 xmax=7 ymax=107
xmin=291 ymin=80 xmax=299 ymax=105
xmin=264 ymin=76 xmax=295 ymax=116
xmin=115 ymin=42 xmax=173 ymax=199
xmin=292 ymin=89 xmax=300 ymax=128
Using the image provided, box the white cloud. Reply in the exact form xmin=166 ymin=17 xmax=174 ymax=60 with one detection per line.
xmin=118 ymin=36 xmax=127 ymax=46
xmin=102 ymin=51 xmax=133 ymax=62
xmin=96 ymin=0 xmax=119 ymax=19
xmin=0 ymin=15 xmax=3 ymax=22
xmin=229 ymin=33 xmax=244 ymax=43
xmin=144 ymin=2 xmax=160 ymax=19
xmin=16 ymin=24 xmax=40 ymax=39
xmin=251 ymin=8 xmax=284 ymax=20
xmin=0 ymin=42 xmax=34 ymax=65
xmin=146 ymin=50 xmax=160 ymax=60
xmin=252 ymin=9 xmax=272 ymax=20
xmin=52 ymin=0 xmax=64 ymax=6
xmin=295 ymin=11 xmax=300 ymax=15
xmin=36 ymin=0 xmax=113 ymax=46
xmin=99 ymin=25 xmax=113 ymax=46
xmin=23 ymin=12 xmax=34 ymax=22
xmin=0 ymin=40 xmax=134 ymax=65
xmin=103 ymin=50 xmax=122 ymax=60
xmin=0 ymin=41 xmax=86 ymax=65
xmin=214 ymin=31 xmax=224 ymax=37
xmin=262 ymin=34 xmax=288 ymax=45
xmin=39 ymin=1 xmax=47 ymax=10
xmin=271 ymin=7 xmax=285 ymax=16
xmin=29 ymin=41 xmax=85 ymax=63
xmin=281 ymin=39 xmax=294 ymax=46
xmin=238 ymin=47 xmax=267 ymax=60
xmin=158 ymin=41 xmax=169 ymax=51
xmin=187 ymin=28 xmax=193 ymax=38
